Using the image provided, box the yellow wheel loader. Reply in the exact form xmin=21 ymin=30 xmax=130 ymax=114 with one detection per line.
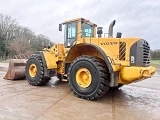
xmin=25 ymin=18 xmax=156 ymax=100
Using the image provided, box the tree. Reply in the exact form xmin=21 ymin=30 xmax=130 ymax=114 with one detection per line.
xmin=0 ymin=13 xmax=53 ymax=60
xmin=0 ymin=13 xmax=18 ymax=59
xmin=0 ymin=36 xmax=5 ymax=57
xmin=30 ymin=34 xmax=52 ymax=51
xmin=151 ymin=49 xmax=160 ymax=60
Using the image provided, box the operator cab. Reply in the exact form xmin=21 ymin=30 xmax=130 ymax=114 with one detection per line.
xmin=59 ymin=18 xmax=97 ymax=48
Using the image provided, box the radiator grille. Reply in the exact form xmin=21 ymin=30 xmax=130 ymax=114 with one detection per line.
xmin=119 ymin=42 xmax=126 ymax=60
xmin=143 ymin=40 xmax=150 ymax=65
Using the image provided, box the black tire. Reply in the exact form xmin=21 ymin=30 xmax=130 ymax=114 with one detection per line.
xmin=68 ymin=56 xmax=109 ymax=100
xmin=25 ymin=54 xmax=50 ymax=86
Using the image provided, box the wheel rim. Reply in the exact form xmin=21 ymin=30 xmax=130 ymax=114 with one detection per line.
xmin=29 ymin=64 xmax=37 ymax=77
xmin=76 ymin=68 xmax=92 ymax=88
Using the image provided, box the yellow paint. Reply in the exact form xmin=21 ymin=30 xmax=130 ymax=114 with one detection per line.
xmin=76 ymin=68 xmax=92 ymax=88
xmin=42 ymin=44 xmax=65 ymax=70
xmin=119 ymin=66 xmax=156 ymax=84
xmin=29 ymin=64 xmax=37 ymax=77
xmin=63 ymin=18 xmax=141 ymax=71
xmin=43 ymin=51 xmax=57 ymax=69
xmin=74 ymin=37 xmax=140 ymax=67
xmin=39 ymin=17 xmax=156 ymax=86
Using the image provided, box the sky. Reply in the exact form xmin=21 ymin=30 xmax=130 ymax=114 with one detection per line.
xmin=0 ymin=0 xmax=159 ymax=50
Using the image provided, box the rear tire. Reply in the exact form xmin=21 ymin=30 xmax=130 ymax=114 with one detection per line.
xmin=68 ymin=56 xmax=109 ymax=100
xmin=25 ymin=54 xmax=50 ymax=86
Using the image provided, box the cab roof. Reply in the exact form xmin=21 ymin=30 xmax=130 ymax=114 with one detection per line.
xmin=63 ymin=18 xmax=97 ymax=27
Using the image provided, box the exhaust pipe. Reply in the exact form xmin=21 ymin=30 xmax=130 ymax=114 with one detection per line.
xmin=108 ymin=20 xmax=116 ymax=38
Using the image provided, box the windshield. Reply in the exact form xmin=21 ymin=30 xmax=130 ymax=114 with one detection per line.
xmin=64 ymin=22 xmax=77 ymax=48
xmin=81 ymin=23 xmax=94 ymax=37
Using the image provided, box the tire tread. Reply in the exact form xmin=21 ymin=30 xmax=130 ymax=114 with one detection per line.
xmin=26 ymin=54 xmax=49 ymax=86
xmin=68 ymin=55 xmax=109 ymax=100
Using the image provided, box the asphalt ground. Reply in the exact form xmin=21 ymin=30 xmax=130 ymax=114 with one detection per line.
xmin=0 ymin=62 xmax=160 ymax=120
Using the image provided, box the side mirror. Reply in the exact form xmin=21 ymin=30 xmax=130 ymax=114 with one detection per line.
xmin=59 ymin=24 xmax=62 ymax=31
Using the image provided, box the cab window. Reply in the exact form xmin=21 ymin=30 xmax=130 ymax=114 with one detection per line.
xmin=64 ymin=22 xmax=77 ymax=48
xmin=81 ymin=23 xmax=94 ymax=37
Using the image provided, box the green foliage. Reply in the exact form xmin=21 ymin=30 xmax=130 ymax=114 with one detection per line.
xmin=0 ymin=36 xmax=8 ymax=57
xmin=0 ymin=36 xmax=5 ymax=55
xmin=151 ymin=49 xmax=160 ymax=60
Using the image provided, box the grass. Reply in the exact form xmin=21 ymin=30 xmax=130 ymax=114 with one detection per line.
xmin=151 ymin=60 xmax=160 ymax=65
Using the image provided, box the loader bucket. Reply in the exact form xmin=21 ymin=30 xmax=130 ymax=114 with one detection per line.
xmin=4 ymin=59 xmax=27 ymax=80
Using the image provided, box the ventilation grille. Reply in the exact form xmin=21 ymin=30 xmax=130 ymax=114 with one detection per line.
xmin=119 ymin=42 xmax=126 ymax=60
xmin=143 ymin=40 xmax=150 ymax=65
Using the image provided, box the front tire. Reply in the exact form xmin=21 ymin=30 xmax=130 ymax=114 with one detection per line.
xmin=25 ymin=54 xmax=50 ymax=86
xmin=68 ymin=56 xmax=109 ymax=100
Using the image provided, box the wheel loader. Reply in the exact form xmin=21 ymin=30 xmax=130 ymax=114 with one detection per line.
xmin=24 ymin=18 xmax=155 ymax=100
